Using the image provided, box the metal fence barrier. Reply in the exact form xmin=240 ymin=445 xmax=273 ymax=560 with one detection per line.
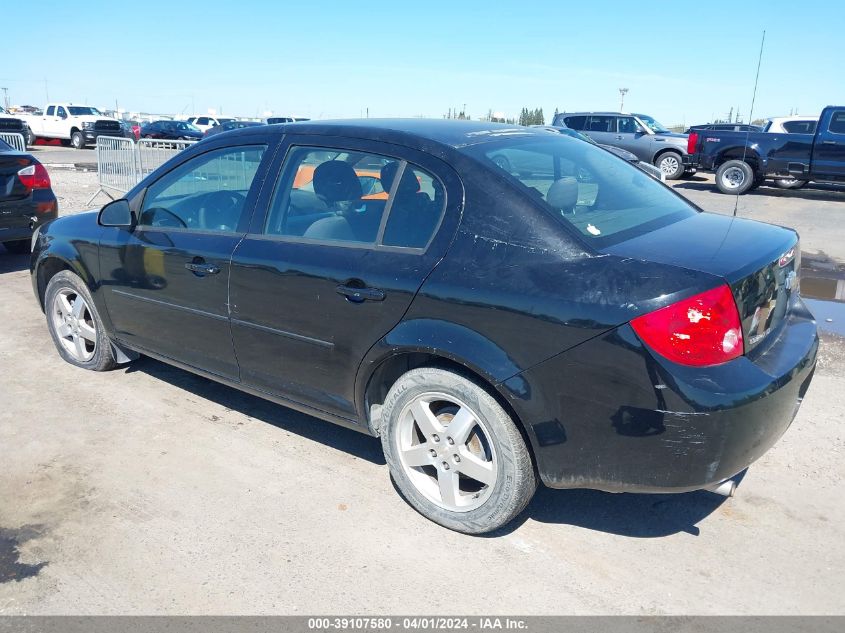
xmin=88 ymin=136 xmax=197 ymax=205
xmin=0 ymin=132 xmax=26 ymax=152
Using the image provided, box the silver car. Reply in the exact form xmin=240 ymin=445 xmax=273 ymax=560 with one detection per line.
xmin=552 ymin=111 xmax=691 ymax=179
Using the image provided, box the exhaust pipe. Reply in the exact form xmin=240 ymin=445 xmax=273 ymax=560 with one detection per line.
xmin=708 ymin=479 xmax=736 ymax=497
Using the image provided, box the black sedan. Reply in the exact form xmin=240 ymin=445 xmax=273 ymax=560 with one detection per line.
xmin=140 ymin=120 xmax=204 ymax=141
xmin=30 ymin=120 xmax=817 ymax=533
xmin=1 ymin=138 xmax=58 ymax=254
xmin=202 ymin=120 xmax=265 ymax=139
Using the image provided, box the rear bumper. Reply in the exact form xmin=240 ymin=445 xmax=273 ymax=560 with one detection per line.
xmin=501 ymin=296 xmax=818 ymax=492
xmin=0 ymin=190 xmax=59 ymax=243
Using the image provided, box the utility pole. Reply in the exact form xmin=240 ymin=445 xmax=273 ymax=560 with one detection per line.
xmin=1 ymin=87 xmax=8 ymax=110
xmin=618 ymin=88 xmax=629 ymax=111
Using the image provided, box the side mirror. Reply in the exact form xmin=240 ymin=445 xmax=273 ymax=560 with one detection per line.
xmin=98 ymin=199 xmax=135 ymax=228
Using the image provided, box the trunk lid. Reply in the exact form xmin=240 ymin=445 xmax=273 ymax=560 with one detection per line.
xmin=605 ymin=212 xmax=800 ymax=353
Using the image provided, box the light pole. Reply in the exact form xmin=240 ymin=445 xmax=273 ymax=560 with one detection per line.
xmin=1 ymin=87 xmax=8 ymax=110
xmin=618 ymin=88 xmax=629 ymax=112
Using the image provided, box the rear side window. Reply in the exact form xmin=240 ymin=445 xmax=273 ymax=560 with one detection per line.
xmin=46 ymin=106 xmax=55 ymax=116
xmin=467 ymin=136 xmax=696 ymax=248
xmin=265 ymin=146 xmax=445 ymax=249
xmin=586 ymin=116 xmax=614 ymax=132
xmin=139 ymin=145 xmax=266 ymax=232
xmin=783 ymin=120 xmax=817 ymax=134
xmin=828 ymin=111 xmax=845 ymax=135
xmin=562 ymin=115 xmax=587 ymax=130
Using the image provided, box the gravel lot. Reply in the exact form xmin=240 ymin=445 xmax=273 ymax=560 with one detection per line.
xmin=1 ymin=154 xmax=844 ymax=615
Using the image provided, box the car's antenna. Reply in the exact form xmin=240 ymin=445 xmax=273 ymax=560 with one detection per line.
xmin=734 ymin=30 xmax=766 ymax=217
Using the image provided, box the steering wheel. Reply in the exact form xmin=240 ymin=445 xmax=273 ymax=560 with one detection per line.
xmin=198 ymin=191 xmax=245 ymax=231
xmin=141 ymin=207 xmax=188 ymax=229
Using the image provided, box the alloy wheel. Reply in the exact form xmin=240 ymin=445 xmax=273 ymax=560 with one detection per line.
xmin=51 ymin=288 xmax=97 ymax=362
xmin=395 ymin=393 xmax=498 ymax=512
xmin=660 ymin=155 xmax=680 ymax=175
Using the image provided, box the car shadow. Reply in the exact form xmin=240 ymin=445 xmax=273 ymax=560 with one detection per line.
xmin=0 ymin=252 xmax=30 ymax=274
xmin=125 ymin=356 xmax=386 ymax=465
xmin=673 ymin=181 xmax=845 ymax=202
xmin=126 ymin=355 xmax=737 ymax=538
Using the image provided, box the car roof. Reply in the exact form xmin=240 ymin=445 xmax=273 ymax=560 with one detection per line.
xmin=249 ymin=118 xmax=551 ymax=149
xmin=558 ymin=112 xmax=631 ymax=116
xmin=766 ymin=115 xmax=818 ymax=123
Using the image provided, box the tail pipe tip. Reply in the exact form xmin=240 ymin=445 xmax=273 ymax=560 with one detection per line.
xmin=708 ymin=479 xmax=737 ymax=497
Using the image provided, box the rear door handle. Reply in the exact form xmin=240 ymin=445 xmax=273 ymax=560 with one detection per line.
xmin=185 ymin=262 xmax=220 ymax=275
xmin=615 ymin=135 xmax=623 ymax=140
xmin=336 ymin=284 xmax=385 ymax=302
xmin=822 ymin=140 xmax=838 ymax=145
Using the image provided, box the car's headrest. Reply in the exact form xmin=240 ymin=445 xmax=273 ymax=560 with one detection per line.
xmin=381 ymin=161 xmax=420 ymax=195
xmin=546 ymin=177 xmax=579 ymax=212
xmin=313 ymin=161 xmax=362 ymax=204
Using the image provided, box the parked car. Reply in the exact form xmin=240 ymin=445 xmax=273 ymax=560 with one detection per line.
xmin=266 ymin=116 xmax=310 ymax=124
xmin=0 ymin=106 xmax=36 ymax=147
xmin=685 ymin=124 xmax=763 ymax=133
xmin=186 ymin=116 xmax=235 ymax=133
xmin=118 ymin=120 xmax=141 ymax=141
xmin=553 ymin=111 xmax=693 ymax=179
xmin=202 ymin=120 xmax=265 ymax=139
xmin=19 ymin=103 xmax=123 ymax=149
xmin=763 ymin=116 xmax=819 ymax=134
xmin=1 ymin=138 xmax=58 ymax=253
xmin=140 ymin=120 xmax=204 ymax=141
xmin=533 ymin=125 xmax=664 ymax=180
xmin=31 ymin=120 xmax=818 ymax=534
xmin=687 ymin=105 xmax=845 ymax=193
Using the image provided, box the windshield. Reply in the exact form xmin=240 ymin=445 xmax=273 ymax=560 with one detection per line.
xmin=175 ymin=122 xmax=200 ymax=131
xmin=557 ymin=128 xmax=596 ymax=144
xmin=67 ymin=106 xmax=101 ymax=116
xmin=462 ymin=136 xmax=696 ymax=248
xmin=634 ymin=113 xmax=670 ymax=133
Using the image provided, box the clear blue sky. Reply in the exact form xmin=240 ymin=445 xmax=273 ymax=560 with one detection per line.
xmin=2 ymin=0 xmax=843 ymax=125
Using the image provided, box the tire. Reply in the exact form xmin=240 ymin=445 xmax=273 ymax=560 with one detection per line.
xmin=25 ymin=129 xmax=36 ymax=147
xmin=654 ymin=151 xmax=684 ymax=180
xmin=491 ymin=155 xmax=512 ymax=173
xmin=715 ymin=159 xmax=755 ymax=194
xmin=70 ymin=131 xmax=85 ymax=149
xmin=44 ymin=271 xmax=116 ymax=372
xmin=774 ymin=178 xmax=807 ymax=190
xmin=3 ymin=239 xmax=30 ymax=254
xmin=380 ymin=367 xmax=537 ymax=534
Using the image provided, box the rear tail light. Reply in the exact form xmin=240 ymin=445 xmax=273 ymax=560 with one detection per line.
xmin=17 ymin=162 xmax=51 ymax=190
xmin=630 ymin=285 xmax=744 ymax=366
xmin=687 ymin=131 xmax=699 ymax=155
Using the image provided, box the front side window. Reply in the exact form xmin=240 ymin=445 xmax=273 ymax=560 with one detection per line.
xmin=265 ymin=146 xmax=444 ymax=249
xmin=196 ymin=117 xmax=209 ymax=126
xmin=57 ymin=107 xmax=67 ymax=118
xmin=139 ymin=145 xmax=266 ymax=232
xmin=467 ymin=136 xmax=696 ymax=248
xmin=829 ymin=111 xmax=845 ymax=135
xmin=617 ymin=116 xmax=639 ymax=134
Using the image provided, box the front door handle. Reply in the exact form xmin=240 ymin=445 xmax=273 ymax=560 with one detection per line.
xmin=616 ymin=135 xmax=623 ymax=140
xmin=336 ymin=283 xmax=385 ymax=302
xmin=185 ymin=262 xmax=220 ymax=275
xmin=822 ymin=140 xmax=838 ymax=145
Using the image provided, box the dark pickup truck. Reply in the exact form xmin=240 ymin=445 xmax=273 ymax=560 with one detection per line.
xmin=687 ymin=105 xmax=845 ymax=194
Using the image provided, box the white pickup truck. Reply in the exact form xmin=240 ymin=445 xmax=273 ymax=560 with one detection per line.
xmin=21 ymin=103 xmax=124 ymax=149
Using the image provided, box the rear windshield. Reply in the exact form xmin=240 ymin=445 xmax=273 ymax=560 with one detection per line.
xmin=461 ymin=136 xmax=697 ymax=248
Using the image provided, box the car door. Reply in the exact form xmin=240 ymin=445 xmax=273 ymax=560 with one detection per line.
xmin=812 ymin=108 xmax=845 ymax=179
xmin=99 ymin=142 xmax=272 ymax=379
xmin=51 ymin=106 xmax=68 ymax=138
xmin=583 ymin=115 xmax=616 ymax=146
xmin=614 ymin=115 xmax=648 ymax=159
xmin=228 ymin=136 xmax=462 ymax=420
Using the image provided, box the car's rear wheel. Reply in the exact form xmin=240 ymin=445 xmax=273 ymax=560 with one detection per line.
xmin=70 ymin=131 xmax=85 ymax=149
xmin=655 ymin=151 xmax=684 ymax=180
xmin=45 ymin=271 xmax=116 ymax=371
xmin=715 ymin=159 xmax=755 ymax=194
xmin=3 ymin=240 xmax=30 ymax=254
xmin=380 ymin=367 xmax=536 ymax=534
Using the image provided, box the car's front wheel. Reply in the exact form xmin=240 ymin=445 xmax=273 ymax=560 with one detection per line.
xmin=45 ymin=271 xmax=116 ymax=371
xmin=71 ymin=131 xmax=85 ymax=149
xmin=380 ymin=367 xmax=536 ymax=534
xmin=655 ymin=151 xmax=685 ymax=180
